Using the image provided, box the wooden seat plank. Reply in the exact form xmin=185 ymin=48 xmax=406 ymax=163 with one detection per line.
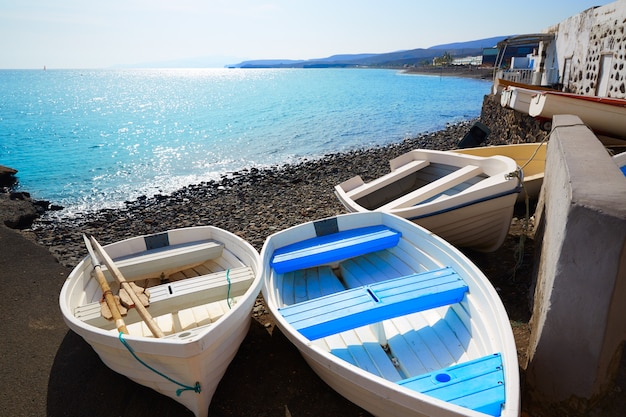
xmin=344 ymin=159 xmax=430 ymax=200
xmin=102 ymin=240 xmax=224 ymax=281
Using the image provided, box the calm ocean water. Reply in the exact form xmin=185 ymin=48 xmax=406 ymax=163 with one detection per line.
xmin=0 ymin=68 xmax=490 ymax=217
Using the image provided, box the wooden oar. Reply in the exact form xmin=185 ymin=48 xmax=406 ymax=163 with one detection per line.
xmin=83 ymin=234 xmax=128 ymax=335
xmin=89 ymin=235 xmax=165 ymax=338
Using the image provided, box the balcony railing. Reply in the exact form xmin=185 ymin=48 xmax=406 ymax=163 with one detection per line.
xmin=496 ymin=68 xmax=534 ymax=84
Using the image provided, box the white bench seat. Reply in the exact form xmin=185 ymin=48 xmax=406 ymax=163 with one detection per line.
xmin=101 ymin=239 xmax=225 ymax=281
xmin=379 ymin=164 xmax=483 ymax=210
xmin=340 ymin=159 xmax=430 ymax=201
xmin=75 ymin=266 xmax=255 ymax=330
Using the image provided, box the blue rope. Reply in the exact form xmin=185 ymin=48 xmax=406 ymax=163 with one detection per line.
xmin=226 ymin=268 xmax=232 ymax=309
xmin=118 ymin=332 xmax=201 ymax=396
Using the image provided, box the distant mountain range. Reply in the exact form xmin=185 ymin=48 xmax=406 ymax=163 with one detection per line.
xmin=227 ymin=36 xmax=509 ymax=69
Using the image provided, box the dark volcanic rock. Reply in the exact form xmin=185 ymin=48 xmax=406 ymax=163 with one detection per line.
xmin=0 ymin=192 xmax=40 ymax=229
xmin=0 ymin=165 xmax=18 ymax=188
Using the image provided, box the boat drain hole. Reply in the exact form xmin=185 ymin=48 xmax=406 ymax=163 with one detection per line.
xmin=435 ymin=373 xmax=451 ymax=383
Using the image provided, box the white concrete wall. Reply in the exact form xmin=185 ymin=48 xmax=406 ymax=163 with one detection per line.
xmin=527 ymin=114 xmax=626 ymax=411
xmin=549 ymin=1 xmax=626 ymax=98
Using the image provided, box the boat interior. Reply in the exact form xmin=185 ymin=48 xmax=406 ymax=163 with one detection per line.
xmin=73 ymin=239 xmax=256 ymax=337
xmin=352 ymin=162 xmax=487 ymax=210
xmin=269 ymin=225 xmax=506 ymax=415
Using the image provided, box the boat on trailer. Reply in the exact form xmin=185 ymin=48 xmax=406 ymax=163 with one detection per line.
xmin=261 ymin=211 xmax=520 ymax=417
xmin=334 ymin=149 xmax=522 ymax=252
xmin=59 ymin=226 xmax=262 ymax=417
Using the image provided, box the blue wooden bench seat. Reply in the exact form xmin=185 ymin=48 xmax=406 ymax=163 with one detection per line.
xmin=270 ymin=225 xmax=401 ymax=274
xmin=398 ymin=353 xmax=506 ymax=417
xmin=279 ymin=266 xmax=468 ymax=340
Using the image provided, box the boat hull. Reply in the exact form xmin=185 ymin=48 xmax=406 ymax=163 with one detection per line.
xmin=614 ymin=151 xmax=626 ymax=176
xmin=261 ymin=212 xmax=520 ymax=417
xmin=405 ymin=191 xmax=517 ymax=252
xmin=59 ymin=226 xmax=262 ymax=417
xmin=500 ymin=86 xmax=540 ymax=114
xmin=529 ymin=92 xmax=626 ymax=139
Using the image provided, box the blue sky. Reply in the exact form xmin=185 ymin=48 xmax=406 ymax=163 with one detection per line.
xmin=0 ymin=0 xmax=612 ymax=69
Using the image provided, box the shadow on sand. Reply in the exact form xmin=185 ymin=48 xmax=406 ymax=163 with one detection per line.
xmin=47 ymin=319 xmax=369 ymax=417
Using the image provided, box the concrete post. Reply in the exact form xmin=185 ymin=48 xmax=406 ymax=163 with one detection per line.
xmin=526 ymin=115 xmax=626 ymax=413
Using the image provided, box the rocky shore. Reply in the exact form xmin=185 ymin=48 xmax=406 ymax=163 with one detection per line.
xmin=30 ymin=120 xmax=477 ymax=263
xmin=403 ymin=65 xmax=494 ymax=80
xmin=23 ymin=99 xmax=545 ymax=268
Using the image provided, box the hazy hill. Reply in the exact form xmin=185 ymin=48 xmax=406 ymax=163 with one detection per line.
xmin=229 ymin=36 xmax=509 ymax=68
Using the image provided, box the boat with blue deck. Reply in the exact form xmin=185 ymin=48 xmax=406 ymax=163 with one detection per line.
xmin=261 ymin=212 xmax=520 ymax=417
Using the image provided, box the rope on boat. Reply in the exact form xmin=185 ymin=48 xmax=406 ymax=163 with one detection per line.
xmin=511 ymin=192 xmax=530 ymax=281
xmin=509 ymin=140 xmax=547 ymax=281
xmin=509 ymin=122 xmax=590 ymax=280
xmin=226 ymin=268 xmax=233 ymax=309
xmin=118 ymin=332 xmax=201 ymax=396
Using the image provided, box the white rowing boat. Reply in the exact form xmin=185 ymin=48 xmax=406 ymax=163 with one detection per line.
xmin=334 ymin=149 xmax=522 ymax=252
xmin=450 ymin=143 xmax=547 ymax=202
xmin=59 ymin=226 xmax=262 ymax=417
xmin=261 ymin=211 xmax=520 ymax=417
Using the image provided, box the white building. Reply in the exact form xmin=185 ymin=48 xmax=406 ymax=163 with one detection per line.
xmin=496 ymin=1 xmax=626 ymax=98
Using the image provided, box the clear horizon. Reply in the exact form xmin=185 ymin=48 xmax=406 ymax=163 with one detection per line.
xmin=0 ymin=0 xmax=612 ymax=70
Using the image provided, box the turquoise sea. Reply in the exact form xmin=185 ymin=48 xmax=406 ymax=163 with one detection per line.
xmin=0 ymin=68 xmax=490 ymax=217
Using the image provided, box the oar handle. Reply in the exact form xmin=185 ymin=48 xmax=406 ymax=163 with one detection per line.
xmin=89 ymin=235 xmax=165 ymax=338
xmin=83 ymin=234 xmax=128 ymax=334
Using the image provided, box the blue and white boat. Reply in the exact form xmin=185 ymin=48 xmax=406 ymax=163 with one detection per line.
xmin=261 ymin=212 xmax=520 ymax=417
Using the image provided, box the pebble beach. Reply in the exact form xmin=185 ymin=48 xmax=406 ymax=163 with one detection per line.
xmin=31 ymin=120 xmax=485 ymax=266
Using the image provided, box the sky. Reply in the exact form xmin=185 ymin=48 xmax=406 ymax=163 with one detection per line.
xmin=0 ymin=0 xmax=614 ymax=69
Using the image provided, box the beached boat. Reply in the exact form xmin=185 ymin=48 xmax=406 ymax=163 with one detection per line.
xmin=261 ymin=211 xmax=520 ymax=417
xmin=334 ymin=149 xmax=522 ymax=252
xmin=59 ymin=226 xmax=262 ymax=417
xmin=500 ymin=86 xmax=541 ymax=114
xmin=451 ymin=143 xmax=547 ymax=202
xmin=528 ymin=91 xmax=626 ymax=138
